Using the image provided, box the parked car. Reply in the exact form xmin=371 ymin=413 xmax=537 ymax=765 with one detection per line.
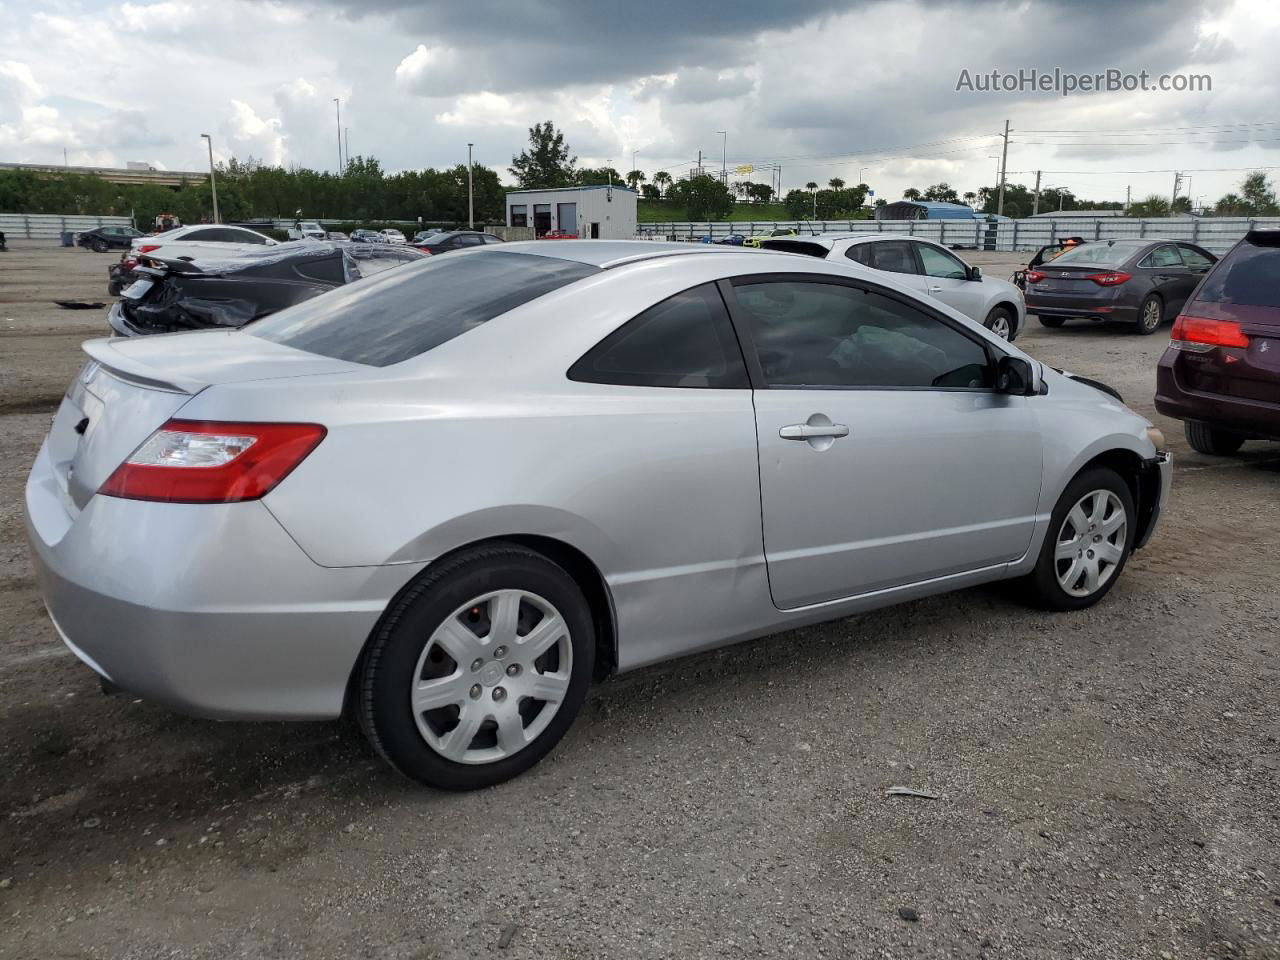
xmin=1155 ymin=228 xmax=1280 ymax=455
xmin=27 ymin=241 xmax=1169 ymax=790
xmin=107 ymin=242 xmax=423 ymax=336
xmin=326 ymin=231 xmax=349 ymax=242
xmin=1012 ymin=238 xmax=1086 ymax=290
xmin=542 ymin=230 xmax=577 ymax=240
xmin=411 ymin=230 xmax=441 ymax=245
xmin=1024 ymin=238 xmax=1217 ymax=335
xmin=716 ymin=234 xmax=747 ymax=246
xmin=745 ymin=227 xmax=798 ymax=248
xmin=77 ymin=226 xmax=145 ymax=252
xmin=380 ymin=228 xmax=407 ymax=245
xmin=351 ymin=229 xmax=387 ymax=244
xmin=761 ymin=233 xmax=1026 ymax=340
xmin=414 ymin=230 xmax=504 ymax=254
xmin=128 ymin=224 xmax=278 ymax=261
xmin=288 ymin=221 xmax=328 ymax=241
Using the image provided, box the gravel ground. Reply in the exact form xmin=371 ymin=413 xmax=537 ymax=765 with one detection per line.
xmin=1 ymin=241 xmax=1277 ymax=960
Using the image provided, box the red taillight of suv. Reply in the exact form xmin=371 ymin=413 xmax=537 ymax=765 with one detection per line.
xmin=1024 ymin=270 xmax=1045 ymax=284
xmin=1170 ymin=314 xmax=1251 ymax=351
xmin=1086 ymin=271 xmax=1131 ymax=286
xmin=99 ymin=420 xmax=326 ymax=503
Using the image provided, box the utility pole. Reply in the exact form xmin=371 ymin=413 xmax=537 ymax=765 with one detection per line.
xmin=333 ymin=98 xmax=342 ymax=175
xmin=996 ymin=119 xmax=1010 ymax=217
xmin=1171 ymin=171 xmax=1182 ymax=214
xmin=200 ymin=133 xmax=220 ymax=224
xmin=466 ymin=143 xmax=475 ymax=229
xmin=344 ymin=127 xmax=349 ymax=169
xmin=1032 ymin=170 xmax=1042 ymax=216
xmin=1125 ymin=185 xmax=1131 ymax=213
xmin=717 ymin=130 xmax=727 ymax=184
xmin=697 ymin=149 xmax=702 ymax=178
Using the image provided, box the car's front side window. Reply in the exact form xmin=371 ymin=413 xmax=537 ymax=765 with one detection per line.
xmin=916 ymin=243 xmax=969 ymax=279
xmin=569 ymin=282 xmax=749 ymax=389
xmin=731 ymin=279 xmax=993 ymax=390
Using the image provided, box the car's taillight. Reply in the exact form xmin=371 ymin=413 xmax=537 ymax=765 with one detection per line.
xmin=415 ymin=246 xmax=434 ymax=254
xmin=1086 ymin=271 xmax=1131 ymax=286
xmin=1170 ymin=314 xmax=1250 ymax=351
xmin=138 ymin=243 xmax=161 ymax=253
xmin=1024 ymin=270 xmax=1045 ymax=284
xmin=98 ymin=419 xmax=326 ymax=504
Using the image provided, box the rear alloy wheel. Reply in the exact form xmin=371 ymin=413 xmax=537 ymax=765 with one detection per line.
xmin=359 ymin=543 xmax=593 ymax=790
xmin=92 ymin=238 xmax=109 ymax=253
xmin=1136 ymin=294 xmax=1164 ymax=335
xmin=984 ymin=306 xmax=1015 ymax=340
xmin=1185 ymin=420 xmax=1245 ymax=456
xmin=1037 ymin=314 xmax=1066 ymax=329
xmin=1022 ymin=467 xmax=1134 ymax=611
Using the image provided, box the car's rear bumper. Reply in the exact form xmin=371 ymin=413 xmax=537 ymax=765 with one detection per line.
xmin=1154 ymin=351 xmax=1280 ymax=440
xmin=24 ymin=439 xmax=418 ymax=720
xmin=1026 ymin=299 xmax=1138 ymax=322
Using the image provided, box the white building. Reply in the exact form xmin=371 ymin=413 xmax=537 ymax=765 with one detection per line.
xmin=505 ymin=185 xmax=637 ymax=239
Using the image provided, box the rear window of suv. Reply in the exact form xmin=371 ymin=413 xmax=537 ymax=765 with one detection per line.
xmin=1195 ymin=236 xmax=1280 ymax=308
xmin=250 ymin=251 xmax=598 ymax=366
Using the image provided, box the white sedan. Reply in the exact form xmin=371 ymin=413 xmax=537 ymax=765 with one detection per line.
xmin=129 ymin=224 xmax=278 ymax=262
xmin=380 ymin=228 xmax=408 ymax=245
xmin=760 ymin=233 xmax=1026 ymax=340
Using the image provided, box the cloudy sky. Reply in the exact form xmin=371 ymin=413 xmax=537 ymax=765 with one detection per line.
xmin=1 ymin=0 xmax=1278 ymax=207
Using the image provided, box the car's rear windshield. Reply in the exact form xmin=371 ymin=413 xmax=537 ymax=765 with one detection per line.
xmin=249 ymin=250 xmax=598 ymax=366
xmin=760 ymin=240 xmax=830 ymax=258
xmin=1194 ymin=236 xmax=1280 ymax=308
xmin=1049 ymin=242 xmax=1142 ymax=267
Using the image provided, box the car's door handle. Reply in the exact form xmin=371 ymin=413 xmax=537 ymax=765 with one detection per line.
xmin=780 ymin=423 xmax=850 ymax=440
xmin=927 ymin=285 xmax=943 ymax=293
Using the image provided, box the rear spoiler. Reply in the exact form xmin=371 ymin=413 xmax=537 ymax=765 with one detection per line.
xmin=1245 ymin=228 xmax=1280 ymax=246
xmin=82 ymin=339 xmax=202 ymax=395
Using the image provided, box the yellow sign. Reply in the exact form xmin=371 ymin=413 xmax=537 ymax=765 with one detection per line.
xmin=735 ymin=164 xmax=754 ymax=175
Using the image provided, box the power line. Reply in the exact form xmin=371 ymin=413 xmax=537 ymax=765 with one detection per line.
xmin=1021 ymin=120 xmax=1280 ymax=134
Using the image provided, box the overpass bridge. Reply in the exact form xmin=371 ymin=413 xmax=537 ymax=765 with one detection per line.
xmin=0 ymin=162 xmax=208 ymax=187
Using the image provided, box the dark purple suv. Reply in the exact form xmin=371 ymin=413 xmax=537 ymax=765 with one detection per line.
xmin=1154 ymin=229 xmax=1280 ymax=454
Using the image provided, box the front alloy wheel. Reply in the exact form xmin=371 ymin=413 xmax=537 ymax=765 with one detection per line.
xmin=984 ymin=306 xmax=1014 ymax=340
xmin=1053 ymin=489 xmax=1127 ymax=597
xmin=1022 ymin=466 xmax=1134 ymax=610
xmin=359 ymin=543 xmax=593 ymax=790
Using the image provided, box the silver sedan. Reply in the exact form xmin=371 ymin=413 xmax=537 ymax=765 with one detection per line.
xmin=26 ymin=241 xmax=1171 ymax=790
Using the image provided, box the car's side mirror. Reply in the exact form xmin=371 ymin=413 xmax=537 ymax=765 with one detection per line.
xmin=996 ymin=355 xmax=1035 ymax=396
xmin=967 ymin=264 xmax=982 ymax=281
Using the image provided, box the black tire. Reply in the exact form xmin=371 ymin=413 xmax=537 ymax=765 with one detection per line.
xmin=1136 ymin=294 xmax=1164 ymax=335
xmin=1020 ymin=466 xmax=1135 ymax=611
xmin=983 ymin=305 xmax=1016 ymax=340
xmin=1184 ymin=420 xmax=1245 ymax=456
xmin=358 ymin=542 xmax=594 ymax=790
xmin=92 ymin=238 xmax=109 ymax=253
xmin=1037 ymin=314 xmax=1066 ymax=328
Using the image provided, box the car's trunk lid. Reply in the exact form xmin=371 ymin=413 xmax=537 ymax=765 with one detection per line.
xmin=50 ymin=334 xmax=360 ymax=511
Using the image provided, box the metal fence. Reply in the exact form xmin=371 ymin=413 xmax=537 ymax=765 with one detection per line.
xmin=0 ymin=212 xmax=133 ymax=240
xmin=638 ymin=216 xmax=1280 ymax=255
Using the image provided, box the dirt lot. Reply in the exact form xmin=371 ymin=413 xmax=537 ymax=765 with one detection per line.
xmin=1 ymin=240 xmax=1277 ymax=960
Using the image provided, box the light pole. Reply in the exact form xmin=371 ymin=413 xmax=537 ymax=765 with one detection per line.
xmin=200 ymin=133 xmax=219 ymax=224
xmin=333 ymin=98 xmax=342 ymax=174
xmin=467 ymin=143 xmax=475 ymax=229
xmin=717 ymin=130 xmax=727 ymax=183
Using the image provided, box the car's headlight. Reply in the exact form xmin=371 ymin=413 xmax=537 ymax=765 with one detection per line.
xmin=1146 ymin=426 xmax=1167 ymax=453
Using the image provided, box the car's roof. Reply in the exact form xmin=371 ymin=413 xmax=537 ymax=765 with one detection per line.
xmin=495 ymin=240 xmax=740 ymax=268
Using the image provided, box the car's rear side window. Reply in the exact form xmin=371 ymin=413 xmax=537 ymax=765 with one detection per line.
xmin=569 ymin=282 xmax=749 ymax=388
xmin=251 ymin=251 xmax=598 ymax=366
xmin=1195 ymin=238 xmax=1280 ymax=308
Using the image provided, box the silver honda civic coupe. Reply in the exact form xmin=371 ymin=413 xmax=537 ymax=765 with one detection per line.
xmin=26 ymin=241 xmax=1171 ymax=790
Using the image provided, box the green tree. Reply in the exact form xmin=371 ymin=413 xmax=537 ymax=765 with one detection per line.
xmin=576 ymin=166 xmax=623 ymax=186
xmin=1127 ymin=194 xmax=1171 ymax=218
xmin=652 ymin=170 xmax=672 ymax=197
xmin=641 ymin=183 xmax=660 ymax=199
xmin=828 ymin=177 xmax=845 ymax=190
xmin=922 ymin=182 xmax=958 ymax=203
xmin=625 ymin=169 xmax=645 ymax=190
xmin=1214 ymin=192 xmax=1249 ymax=216
xmin=671 ymin=174 xmax=734 ymax=220
xmin=783 ymin=188 xmax=811 ymax=219
xmin=804 ymin=181 xmax=818 ymax=191
xmin=902 ymin=187 xmax=922 ymax=201
xmin=509 ymin=121 xmax=576 ymax=188
xmin=1240 ymin=171 xmax=1278 ymax=215
xmin=747 ymin=182 xmax=774 ymax=203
